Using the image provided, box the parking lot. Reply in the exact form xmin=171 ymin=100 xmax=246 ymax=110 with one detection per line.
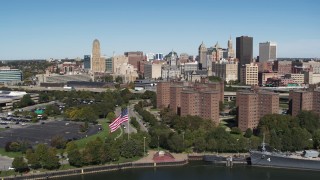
xmin=0 ymin=120 xmax=101 ymax=148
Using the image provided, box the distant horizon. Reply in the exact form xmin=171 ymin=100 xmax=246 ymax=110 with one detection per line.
xmin=1 ymin=0 xmax=319 ymax=59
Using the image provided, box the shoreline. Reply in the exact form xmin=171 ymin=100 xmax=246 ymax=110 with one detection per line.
xmin=1 ymin=151 xmax=249 ymax=180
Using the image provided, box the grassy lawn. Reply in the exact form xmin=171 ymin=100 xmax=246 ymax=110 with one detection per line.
xmin=74 ymin=119 xmax=122 ymax=149
xmin=58 ymin=164 xmax=77 ymax=170
xmin=0 ymin=148 xmax=22 ymax=158
xmin=0 ymin=128 xmax=7 ymax=132
xmin=0 ymin=170 xmax=17 ymax=177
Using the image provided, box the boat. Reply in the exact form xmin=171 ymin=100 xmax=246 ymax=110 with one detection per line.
xmin=250 ymin=135 xmax=320 ymax=171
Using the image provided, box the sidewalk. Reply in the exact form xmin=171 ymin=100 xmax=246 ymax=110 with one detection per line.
xmin=135 ymin=150 xmax=188 ymax=163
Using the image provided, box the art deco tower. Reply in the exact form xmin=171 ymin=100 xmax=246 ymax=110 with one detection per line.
xmin=91 ymin=39 xmax=105 ymax=72
xmin=227 ymin=36 xmax=235 ymax=58
xmin=198 ymin=42 xmax=208 ymax=69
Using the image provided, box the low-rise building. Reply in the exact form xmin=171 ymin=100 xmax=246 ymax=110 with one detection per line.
xmin=0 ymin=91 xmax=39 ymax=112
xmin=0 ymin=69 xmax=23 ymax=84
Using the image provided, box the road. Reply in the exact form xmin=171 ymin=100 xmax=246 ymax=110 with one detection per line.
xmin=8 ymin=85 xmax=109 ymax=93
xmin=128 ymin=103 xmax=148 ymax=132
xmin=0 ymin=156 xmax=14 ymax=170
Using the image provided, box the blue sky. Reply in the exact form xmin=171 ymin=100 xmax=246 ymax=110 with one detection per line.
xmin=1 ymin=0 xmax=319 ymax=59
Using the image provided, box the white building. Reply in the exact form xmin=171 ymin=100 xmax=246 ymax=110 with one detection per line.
xmin=181 ymin=61 xmax=198 ymax=73
xmin=259 ymin=41 xmax=277 ymax=62
xmin=113 ymin=62 xmax=138 ymax=83
xmin=290 ymin=73 xmax=305 ymax=84
xmin=144 ymin=63 xmax=162 ymax=79
xmin=146 ymin=53 xmax=155 ymax=62
xmin=112 ymin=55 xmax=129 ymax=73
xmin=304 ymin=71 xmax=320 ymax=84
xmin=161 ymin=66 xmax=181 ymax=80
xmin=212 ymin=60 xmax=238 ymax=83
xmin=240 ymin=63 xmax=258 ymax=85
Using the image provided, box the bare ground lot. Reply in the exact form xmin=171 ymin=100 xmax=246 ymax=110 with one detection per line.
xmin=0 ymin=120 xmax=101 ymax=148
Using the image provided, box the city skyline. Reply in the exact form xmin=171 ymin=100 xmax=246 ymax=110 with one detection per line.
xmin=1 ymin=0 xmax=320 ymax=60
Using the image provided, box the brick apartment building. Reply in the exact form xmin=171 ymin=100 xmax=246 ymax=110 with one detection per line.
xmin=236 ymin=90 xmax=279 ymax=131
xmin=157 ymin=81 xmax=223 ymax=125
xmin=289 ymin=89 xmax=320 ymax=116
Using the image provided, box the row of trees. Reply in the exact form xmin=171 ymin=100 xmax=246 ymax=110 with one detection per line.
xmin=12 ymin=131 xmax=150 ymax=172
xmin=37 ymin=88 xmax=154 ymax=122
xmin=257 ymin=111 xmax=320 ymax=151
xmin=66 ymin=133 xmax=149 ymax=167
xmin=12 ymin=144 xmax=60 ymax=172
xmin=148 ymin=112 xmax=260 ymax=153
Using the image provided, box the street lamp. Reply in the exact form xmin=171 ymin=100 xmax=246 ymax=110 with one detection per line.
xmin=236 ymin=139 xmax=239 ymax=156
xmin=143 ymin=136 xmax=146 ymax=156
xmin=182 ymin=131 xmax=185 ymax=149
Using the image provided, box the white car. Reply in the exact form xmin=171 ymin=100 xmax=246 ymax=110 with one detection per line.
xmin=8 ymin=167 xmax=15 ymax=170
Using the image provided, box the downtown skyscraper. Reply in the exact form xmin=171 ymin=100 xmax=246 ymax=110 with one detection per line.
xmin=91 ymin=39 xmax=105 ymax=73
xmin=236 ymin=36 xmax=253 ymax=80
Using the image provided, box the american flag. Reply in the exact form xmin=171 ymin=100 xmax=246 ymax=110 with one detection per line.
xmin=109 ymin=108 xmax=128 ymax=133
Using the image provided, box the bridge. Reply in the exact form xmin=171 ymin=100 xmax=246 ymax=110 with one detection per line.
xmin=224 ymin=91 xmax=289 ymax=101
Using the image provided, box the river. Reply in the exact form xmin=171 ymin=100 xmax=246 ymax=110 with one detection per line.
xmin=58 ymin=162 xmax=320 ymax=180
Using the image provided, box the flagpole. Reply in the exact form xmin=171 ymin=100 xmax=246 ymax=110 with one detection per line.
xmin=127 ymin=107 xmax=129 ymax=140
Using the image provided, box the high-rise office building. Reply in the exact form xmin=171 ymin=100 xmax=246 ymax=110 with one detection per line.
xmin=198 ymin=42 xmax=208 ymax=69
xmin=236 ymin=36 xmax=253 ymax=79
xmin=227 ymin=36 xmax=235 ymax=58
xmin=91 ymin=39 xmax=105 ymax=72
xmin=259 ymin=41 xmax=277 ymax=62
xmin=236 ymin=36 xmax=253 ymax=65
xmin=83 ymin=55 xmax=91 ymax=69
xmin=155 ymin=53 xmax=164 ymax=60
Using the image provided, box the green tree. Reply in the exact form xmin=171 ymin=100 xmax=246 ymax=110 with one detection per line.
xmin=312 ymin=129 xmax=320 ymax=149
xmin=12 ymin=157 xmax=29 ymax=173
xmin=167 ymin=133 xmax=184 ymax=153
xmin=26 ymin=149 xmax=41 ymax=169
xmin=130 ymin=117 xmax=140 ymax=131
xmin=45 ymin=105 xmax=61 ymax=116
xmin=50 ymin=135 xmax=66 ymax=149
xmin=42 ymin=148 xmax=60 ymax=170
xmin=296 ymin=111 xmax=320 ymax=133
xmin=120 ymin=139 xmax=143 ymax=158
xmin=66 ymin=142 xmax=83 ymax=167
xmin=106 ymin=112 xmax=116 ymax=122
xmin=39 ymin=93 xmax=50 ymax=103
xmin=104 ymin=137 xmax=121 ymax=162
xmin=104 ymin=75 xmax=114 ymax=82
xmin=82 ymin=137 xmax=104 ymax=165
xmin=194 ymin=137 xmax=207 ymax=152
xmin=9 ymin=142 xmax=21 ymax=152
xmin=230 ymin=127 xmax=242 ymax=135
xmin=115 ymin=76 xmax=123 ymax=83
xmin=244 ymin=128 xmax=253 ymax=138
xmin=16 ymin=94 xmax=35 ymax=108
